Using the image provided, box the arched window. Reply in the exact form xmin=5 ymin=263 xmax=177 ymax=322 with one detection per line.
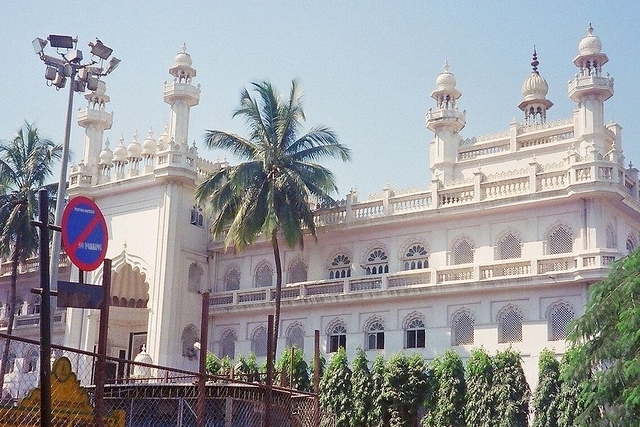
xmin=255 ymin=262 xmax=273 ymax=288
xmin=181 ymin=324 xmax=198 ymax=360
xmin=327 ymin=322 xmax=347 ymax=352
xmin=452 ymin=238 xmax=474 ymax=265
xmin=498 ymin=306 xmax=523 ymax=343
xmin=251 ymin=326 xmax=268 ymax=357
xmin=29 ymin=296 xmax=41 ymax=315
xmin=286 ymin=323 xmax=305 ymax=351
xmin=403 ymin=244 xmax=429 ymax=270
xmin=364 ymin=249 xmax=388 ymax=275
xmin=365 ymin=320 xmax=385 ymax=350
xmin=223 ymin=267 xmax=241 ymax=291
xmin=220 ymin=330 xmax=237 ymax=359
xmin=548 ymin=302 xmax=575 ymax=341
xmin=605 ymin=225 xmax=617 ymax=249
xmin=405 ymin=317 xmax=425 ymax=349
xmin=498 ymin=232 xmax=521 ymax=260
xmin=25 ymin=349 xmax=38 ymax=373
xmin=626 ymin=233 xmax=638 ymax=254
xmin=288 ymin=259 xmax=308 ymax=284
xmin=329 ymin=254 xmax=351 ymax=279
xmin=187 ymin=262 xmax=203 ymax=293
xmin=548 ymin=225 xmax=573 ymax=255
xmin=451 ymin=310 xmax=475 ymax=346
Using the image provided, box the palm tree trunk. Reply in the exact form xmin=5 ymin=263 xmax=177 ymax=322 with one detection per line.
xmin=271 ymin=230 xmax=283 ymax=362
xmin=0 ymin=247 xmax=18 ymax=398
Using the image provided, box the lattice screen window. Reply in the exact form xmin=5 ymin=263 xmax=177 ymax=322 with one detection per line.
xmin=366 ymin=321 xmax=385 ymax=350
xmin=187 ymin=262 xmax=203 ymax=293
xmin=548 ymin=225 xmax=573 ymax=254
xmin=365 ymin=249 xmax=389 ymax=275
xmin=452 ymin=311 xmax=475 ymax=345
xmin=328 ymin=324 xmax=347 ymax=352
xmin=29 ymin=296 xmax=41 ymax=315
xmin=288 ymin=259 xmax=308 ymax=284
xmin=452 ymin=239 xmax=474 ymax=265
xmin=255 ymin=263 xmax=273 ymax=288
xmin=606 ymin=225 xmax=617 ymax=249
xmin=220 ymin=330 xmax=237 ymax=359
xmin=329 ymin=254 xmax=351 ymax=279
xmin=223 ymin=267 xmax=241 ymax=291
xmin=405 ymin=318 xmax=425 ymax=348
xmin=498 ymin=233 xmax=521 ymax=260
xmin=251 ymin=326 xmax=268 ymax=357
xmin=498 ymin=308 xmax=523 ymax=343
xmin=626 ymin=234 xmax=638 ymax=254
xmin=286 ymin=323 xmax=305 ymax=350
xmin=25 ymin=350 xmax=38 ymax=373
xmin=403 ymin=244 xmax=429 ymax=270
xmin=549 ymin=303 xmax=575 ymax=341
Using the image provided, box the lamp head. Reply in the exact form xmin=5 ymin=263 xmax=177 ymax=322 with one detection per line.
xmin=32 ymin=37 xmax=48 ymax=55
xmin=48 ymin=34 xmax=75 ymax=49
xmin=89 ymin=39 xmax=113 ymax=60
xmin=105 ymin=57 xmax=121 ymax=75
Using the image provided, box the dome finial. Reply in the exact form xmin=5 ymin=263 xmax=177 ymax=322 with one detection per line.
xmin=531 ymin=47 xmax=539 ymax=74
xmin=587 ymin=23 xmax=594 ymax=35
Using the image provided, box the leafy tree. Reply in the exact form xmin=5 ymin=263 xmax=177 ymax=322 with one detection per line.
xmin=532 ymin=349 xmax=561 ymax=427
xmin=320 ymin=347 xmax=353 ymax=427
xmin=564 ymin=248 xmax=640 ymax=425
xmin=351 ymin=348 xmax=374 ymax=427
xmin=556 ymin=348 xmax=597 ymax=427
xmin=465 ymin=348 xmax=495 ymax=427
xmin=370 ymin=354 xmax=389 ymax=427
xmin=205 ymin=353 xmax=232 ymax=376
xmin=421 ymin=349 xmax=465 ymax=427
xmin=275 ymin=347 xmax=310 ymax=391
xmin=0 ymin=122 xmax=61 ymax=393
xmin=384 ymin=353 xmax=428 ymax=427
xmin=492 ymin=348 xmax=530 ymax=427
xmin=196 ymin=81 xmax=350 ymax=360
xmin=235 ymin=353 xmax=261 ymax=382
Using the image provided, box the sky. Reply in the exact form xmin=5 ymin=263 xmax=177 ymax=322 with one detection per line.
xmin=2 ymin=1 xmax=639 ymax=199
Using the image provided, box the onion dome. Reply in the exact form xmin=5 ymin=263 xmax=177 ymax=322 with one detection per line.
xmin=127 ymin=132 xmax=142 ymax=159
xmin=99 ymin=139 xmax=113 ymax=166
xmin=521 ymin=51 xmax=549 ymax=100
xmin=132 ymin=345 xmax=153 ymax=378
xmin=113 ymin=136 xmax=128 ymax=163
xmin=430 ymin=61 xmax=462 ymax=108
xmin=141 ymin=129 xmax=157 ymax=156
xmin=169 ymin=44 xmax=196 ymax=82
xmin=157 ymin=127 xmax=170 ymax=150
xmin=579 ymin=23 xmax=602 ymax=55
xmin=435 ymin=61 xmax=457 ymax=91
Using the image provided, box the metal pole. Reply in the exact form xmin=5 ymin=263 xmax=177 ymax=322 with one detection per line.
xmin=197 ymin=292 xmax=209 ymax=427
xmin=313 ymin=330 xmax=320 ymax=427
xmin=37 ymin=188 xmax=52 ymax=427
xmin=95 ymin=258 xmax=111 ymax=427
xmin=264 ymin=315 xmax=274 ymax=427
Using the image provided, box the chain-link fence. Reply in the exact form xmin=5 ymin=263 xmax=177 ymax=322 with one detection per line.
xmin=0 ymin=333 xmax=334 ymax=426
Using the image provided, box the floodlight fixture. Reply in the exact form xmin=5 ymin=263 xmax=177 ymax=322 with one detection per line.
xmin=32 ymin=37 xmax=48 ymax=55
xmin=105 ymin=57 xmax=121 ymax=75
xmin=66 ymin=49 xmax=83 ymax=64
xmin=48 ymin=34 xmax=74 ymax=49
xmin=89 ymin=39 xmax=113 ymax=60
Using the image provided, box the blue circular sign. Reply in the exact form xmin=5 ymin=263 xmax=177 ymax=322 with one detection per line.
xmin=61 ymin=196 xmax=108 ymax=271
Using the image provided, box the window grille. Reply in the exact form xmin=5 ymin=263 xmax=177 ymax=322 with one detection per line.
xmin=364 ymin=249 xmax=389 ymax=275
xmin=403 ymin=244 xmax=429 ymax=270
xmin=223 ymin=268 xmax=240 ymax=291
xmin=286 ymin=323 xmax=305 ymax=350
xmin=328 ymin=324 xmax=347 ymax=352
xmin=498 ymin=233 xmax=521 ymax=260
xmin=288 ymin=259 xmax=308 ymax=283
xmin=29 ymin=296 xmax=41 ymax=315
xmin=329 ymin=254 xmax=351 ymax=279
xmin=452 ymin=239 xmax=474 ymax=265
xmin=190 ymin=205 xmax=203 ymax=227
xmin=548 ymin=225 xmax=573 ymax=254
xmin=187 ymin=262 xmax=203 ymax=293
xmin=405 ymin=318 xmax=425 ymax=348
xmin=452 ymin=311 xmax=474 ymax=345
xmin=626 ymin=233 xmax=638 ymax=254
xmin=366 ymin=321 xmax=385 ymax=350
xmin=251 ymin=327 xmax=268 ymax=357
xmin=255 ymin=263 xmax=273 ymax=288
xmin=549 ymin=303 xmax=575 ymax=341
xmin=26 ymin=351 xmax=38 ymax=373
xmin=220 ymin=330 xmax=237 ymax=359
xmin=498 ymin=308 xmax=523 ymax=343
xmin=606 ymin=225 xmax=617 ymax=249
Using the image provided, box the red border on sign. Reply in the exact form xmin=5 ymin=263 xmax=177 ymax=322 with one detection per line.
xmin=61 ymin=196 xmax=108 ymax=271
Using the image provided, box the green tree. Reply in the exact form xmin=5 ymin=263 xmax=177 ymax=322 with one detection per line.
xmin=371 ymin=354 xmax=389 ymax=427
xmin=556 ymin=348 xmax=597 ymax=427
xmin=492 ymin=348 xmax=530 ymax=427
xmin=275 ymin=347 xmax=310 ymax=391
xmin=564 ymin=248 xmax=640 ymax=425
xmin=351 ymin=348 xmax=374 ymax=427
xmin=533 ymin=349 xmax=561 ymax=427
xmin=384 ymin=353 xmax=428 ymax=427
xmin=235 ymin=353 xmax=261 ymax=382
xmin=465 ymin=348 xmax=495 ymax=427
xmin=320 ymin=347 xmax=353 ymax=427
xmin=422 ymin=349 xmax=465 ymax=427
xmin=0 ymin=122 xmax=61 ymax=393
xmin=196 ymin=81 xmax=350 ymax=360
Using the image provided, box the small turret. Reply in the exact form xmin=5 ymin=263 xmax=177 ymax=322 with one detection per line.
xmin=518 ymin=49 xmax=553 ymax=125
xmin=164 ymin=45 xmax=200 ymax=148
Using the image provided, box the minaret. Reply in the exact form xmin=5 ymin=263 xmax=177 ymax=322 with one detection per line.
xmin=568 ymin=24 xmax=614 ymax=155
xmin=164 ymin=45 xmax=200 ymax=147
xmin=77 ymin=80 xmax=114 ymax=170
xmin=426 ymin=62 xmax=466 ymax=182
xmin=518 ymin=49 xmax=553 ymax=125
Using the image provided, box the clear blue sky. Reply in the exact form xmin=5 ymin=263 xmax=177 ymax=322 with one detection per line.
xmin=2 ymin=1 xmax=639 ymax=199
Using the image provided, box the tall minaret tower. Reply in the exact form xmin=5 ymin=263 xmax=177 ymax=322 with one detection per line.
xmin=77 ymin=80 xmax=114 ymax=169
xmin=518 ymin=49 xmax=553 ymax=125
xmin=164 ymin=45 xmax=200 ymax=146
xmin=568 ymin=24 xmax=614 ymax=155
xmin=426 ymin=62 xmax=466 ymax=182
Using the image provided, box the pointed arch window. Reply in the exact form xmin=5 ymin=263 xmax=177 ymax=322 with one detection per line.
xmin=405 ymin=317 xmax=425 ymax=349
xmin=328 ymin=323 xmax=347 ymax=353
xmin=223 ymin=267 xmax=240 ymax=291
xmin=548 ymin=302 xmax=575 ymax=341
xmin=403 ymin=244 xmax=429 ymax=270
xmin=451 ymin=310 xmax=475 ymax=346
xmin=329 ymin=254 xmax=351 ymax=279
xmin=255 ymin=263 xmax=273 ymax=288
xmin=452 ymin=238 xmax=474 ymax=265
xmin=498 ymin=306 xmax=523 ymax=343
xmin=286 ymin=323 xmax=305 ymax=351
xmin=187 ymin=262 xmax=203 ymax=293
xmin=364 ymin=249 xmax=388 ymax=275
xmin=626 ymin=233 xmax=638 ymax=254
xmin=366 ymin=320 xmax=385 ymax=350
xmin=547 ymin=225 xmax=573 ymax=255
xmin=605 ymin=225 xmax=617 ymax=249
xmin=220 ymin=330 xmax=237 ymax=359
xmin=498 ymin=233 xmax=521 ymax=260
xmin=288 ymin=259 xmax=308 ymax=284
xmin=251 ymin=326 xmax=268 ymax=357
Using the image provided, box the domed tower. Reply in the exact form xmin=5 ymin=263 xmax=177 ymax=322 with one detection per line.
xmin=164 ymin=45 xmax=200 ymax=148
xmin=77 ymin=80 xmax=114 ymax=173
xmin=518 ymin=49 xmax=553 ymax=125
xmin=568 ymin=24 xmax=614 ymax=154
xmin=426 ymin=62 xmax=466 ymax=182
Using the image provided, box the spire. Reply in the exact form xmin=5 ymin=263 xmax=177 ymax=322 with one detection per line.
xmin=531 ymin=47 xmax=539 ymax=74
xmin=518 ymin=48 xmax=553 ymax=125
xmin=164 ymin=45 xmax=200 ymax=148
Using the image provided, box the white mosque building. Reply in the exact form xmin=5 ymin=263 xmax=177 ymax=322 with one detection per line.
xmin=1 ymin=24 xmax=638 ymax=390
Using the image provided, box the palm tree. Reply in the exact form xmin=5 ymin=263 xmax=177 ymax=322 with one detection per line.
xmin=0 ymin=122 xmax=61 ymax=396
xmin=196 ymin=81 xmax=350 ymax=360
